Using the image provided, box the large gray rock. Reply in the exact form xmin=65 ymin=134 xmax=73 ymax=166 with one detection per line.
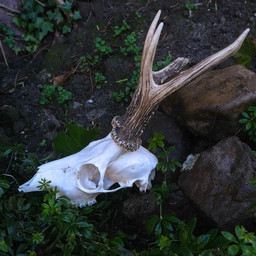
xmin=179 ymin=136 xmax=256 ymax=230
xmin=161 ymin=65 xmax=256 ymax=141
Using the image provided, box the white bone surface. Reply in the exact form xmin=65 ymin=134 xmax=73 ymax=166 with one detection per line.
xmin=19 ymin=133 xmax=158 ymax=207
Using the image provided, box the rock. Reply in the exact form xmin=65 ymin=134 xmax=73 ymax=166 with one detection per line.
xmin=178 ymin=136 xmax=256 ymax=231
xmin=161 ymin=65 xmax=256 ymax=141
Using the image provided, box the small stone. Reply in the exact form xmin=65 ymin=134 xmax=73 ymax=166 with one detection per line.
xmin=73 ymin=101 xmax=81 ymax=109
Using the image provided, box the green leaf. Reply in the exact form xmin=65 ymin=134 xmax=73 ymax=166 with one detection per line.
xmin=73 ymin=11 xmax=82 ymax=20
xmin=161 ymin=181 xmax=169 ymax=199
xmin=245 ymin=122 xmax=252 ymax=130
xmin=155 ymin=221 xmax=162 ymax=234
xmin=198 ymin=234 xmax=211 ymax=248
xmin=164 ymin=215 xmax=180 ymax=223
xmin=76 ymin=222 xmax=92 ymax=228
xmin=207 ymin=229 xmax=218 ymax=241
xmin=54 ymin=123 xmax=100 ymax=156
xmin=12 ymin=16 xmax=20 ymax=27
xmin=187 ymin=218 xmax=196 ymax=234
xmin=40 ymin=21 xmax=54 ymax=40
xmin=234 ymin=225 xmax=245 ymax=241
xmin=250 ymin=178 xmax=256 ymax=186
xmin=3 ymin=148 xmax=12 ymax=157
xmin=158 ymin=236 xmax=172 ymax=250
xmin=62 ymin=25 xmax=71 ymax=34
xmin=239 ymin=119 xmax=249 ymax=124
xmin=0 ymin=241 xmax=8 ymax=252
xmin=145 ymin=215 xmax=159 ymax=235
xmin=110 ymin=236 xmax=124 ymax=248
xmin=248 ymin=106 xmax=256 ymax=112
xmin=162 ymin=220 xmax=173 ymax=231
xmin=242 ymin=112 xmax=250 ymax=118
xmin=0 ymin=180 xmax=10 ymax=189
xmin=157 ymin=141 xmax=164 ymax=148
xmin=221 ymin=231 xmax=238 ymax=243
xmin=228 ymin=244 xmax=240 ymax=256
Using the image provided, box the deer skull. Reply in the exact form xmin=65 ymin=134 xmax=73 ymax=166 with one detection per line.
xmin=19 ymin=133 xmax=157 ymax=207
xmin=19 ymin=10 xmax=249 ymax=207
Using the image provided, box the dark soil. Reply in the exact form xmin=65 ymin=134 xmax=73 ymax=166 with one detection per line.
xmin=1 ymin=0 xmax=256 ymax=244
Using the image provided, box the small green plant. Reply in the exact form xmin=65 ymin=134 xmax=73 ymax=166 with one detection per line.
xmin=153 ymin=53 xmax=173 ymax=71
xmin=56 ymin=86 xmax=72 ymax=104
xmin=113 ymin=20 xmax=130 ymax=37
xmin=39 ymin=85 xmax=55 ymax=104
xmin=221 ymin=226 xmax=256 ymax=255
xmin=0 ymin=24 xmax=21 ymax=55
xmin=79 ymin=54 xmax=101 ymax=69
xmin=120 ymin=32 xmax=140 ymax=56
xmin=94 ymin=37 xmax=113 ymax=55
xmin=0 ymin=143 xmax=40 ymax=174
xmin=185 ymin=2 xmax=199 ymax=11
xmin=95 ymin=72 xmax=106 ymax=89
xmin=135 ymin=11 xmax=142 ymax=19
xmin=0 ymin=178 xmax=10 ymax=197
xmin=148 ymin=131 xmax=182 ymax=173
xmin=145 ymin=131 xmax=182 ymax=240
xmin=40 ymin=139 xmax=47 ymax=147
xmin=8 ymin=0 xmax=81 ymax=53
xmin=39 ymin=85 xmax=72 ymax=105
xmin=239 ymin=106 xmax=256 ymax=142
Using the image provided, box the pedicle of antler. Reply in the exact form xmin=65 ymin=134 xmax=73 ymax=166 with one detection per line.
xmin=111 ymin=10 xmax=250 ymax=151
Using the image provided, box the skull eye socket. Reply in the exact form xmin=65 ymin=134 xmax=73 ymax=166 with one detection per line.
xmin=79 ymin=164 xmax=100 ymax=190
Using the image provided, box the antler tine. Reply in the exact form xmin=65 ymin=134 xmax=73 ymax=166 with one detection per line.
xmin=158 ymin=28 xmax=250 ymax=96
xmin=145 ymin=22 xmax=164 ymax=84
xmin=141 ymin=10 xmax=161 ymax=65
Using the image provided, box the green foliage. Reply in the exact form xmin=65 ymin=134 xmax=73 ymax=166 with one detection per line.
xmin=95 ymin=72 xmax=106 ymax=89
xmin=148 ymin=131 xmax=182 ymax=173
xmin=239 ymin=106 xmax=256 ymax=142
xmin=94 ymin=37 xmax=113 ymax=55
xmin=120 ymin=32 xmax=140 ymax=56
xmin=0 ymin=178 xmax=10 ymax=197
xmin=39 ymin=85 xmax=72 ymax=105
xmin=0 ymin=143 xmax=40 ymax=174
xmin=56 ymin=86 xmax=72 ymax=104
xmin=113 ymin=20 xmax=130 ymax=37
xmin=54 ymin=122 xmax=100 ymax=156
xmin=234 ymin=37 xmax=256 ymax=68
xmin=40 ymin=139 xmax=47 ymax=147
xmin=79 ymin=54 xmax=101 ymax=69
xmin=153 ymin=53 xmax=173 ymax=71
xmin=221 ymin=226 xmax=256 ymax=255
xmin=0 ymin=177 xmax=132 ymax=255
xmin=0 ymin=24 xmax=21 ymax=55
xmin=4 ymin=0 xmax=81 ymax=53
xmin=185 ymin=2 xmax=199 ymax=11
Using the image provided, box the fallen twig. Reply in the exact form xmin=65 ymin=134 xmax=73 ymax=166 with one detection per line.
xmin=0 ymin=3 xmax=20 ymax=13
xmin=0 ymin=40 xmax=9 ymax=70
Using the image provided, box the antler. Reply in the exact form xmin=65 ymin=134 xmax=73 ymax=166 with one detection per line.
xmin=111 ymin=10 xmax=250 ymax=151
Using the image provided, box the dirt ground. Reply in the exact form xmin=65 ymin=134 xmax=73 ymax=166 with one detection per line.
xmin=1 ymin=0 xmax=256 ymax=238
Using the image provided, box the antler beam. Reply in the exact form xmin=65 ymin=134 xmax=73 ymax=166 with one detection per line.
xmin=111 ymin=10 xmax=249 ymax=151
